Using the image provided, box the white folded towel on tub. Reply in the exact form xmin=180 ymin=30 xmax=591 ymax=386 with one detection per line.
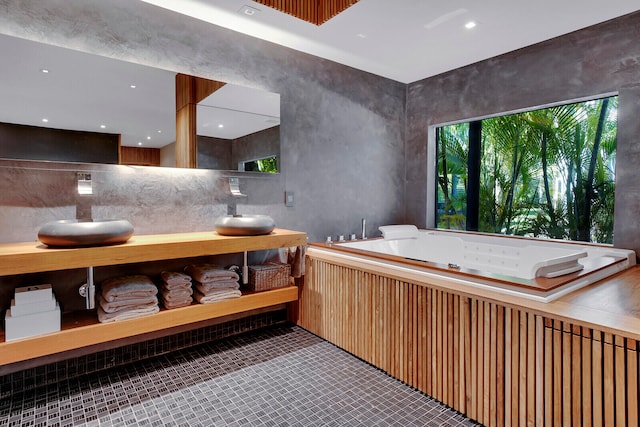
xmin=379 ymin=225 xmax=419 ymax=240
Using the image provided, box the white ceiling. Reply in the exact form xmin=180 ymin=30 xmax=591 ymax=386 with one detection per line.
xmin=140 ymin=0 xmax=640 ymax=84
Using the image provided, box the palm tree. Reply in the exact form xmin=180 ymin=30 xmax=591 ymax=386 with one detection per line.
xmin=436 ymin=124 xmax=468 ymax=229
xmin=436 ymin=96 xmax=617 ymax=243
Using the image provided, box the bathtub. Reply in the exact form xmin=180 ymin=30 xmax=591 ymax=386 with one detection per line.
xmin=317 ymin=225 xmax=636 ymax=302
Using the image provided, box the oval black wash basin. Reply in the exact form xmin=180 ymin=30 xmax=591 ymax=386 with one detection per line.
xmin=214 ymin=214 xmax=275 ymax=236
xmin=38 ymin=219 xmax=134 ymax=247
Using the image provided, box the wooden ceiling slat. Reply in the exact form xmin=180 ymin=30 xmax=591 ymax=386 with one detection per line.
xmin=255 ymin=0 xmax=358 ymax=26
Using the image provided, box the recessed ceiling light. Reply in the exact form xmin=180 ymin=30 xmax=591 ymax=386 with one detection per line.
xmin=100 ymin=124 xmax=106 ymax=129
xmin=239 ymin=5 xmax=260 ymax=16
xmin=218 ymin=124 xmax=224 ymax=128
xmin=157 ymin=130 xmax=162 ymax=133
xmin=138 ymin=142 xmax=142 ymax=146
xmin=40 ymin=68 xmax=49 ymax=74
xmin=146 ymin=136 xmax=151 ymax=140
xmin=130 ymin=84 xmax=137 ymax=89
xmin=356 ymin=33 xmax=367 ymax=39
xmin=42 ymin=118 xmax=48 ymax=123
xmin=465 ymin=21 xmax=477 ymax=29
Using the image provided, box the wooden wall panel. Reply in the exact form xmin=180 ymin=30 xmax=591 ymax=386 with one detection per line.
xmin=254 ymin=0 xmax=359 ymax=25
xmin=119 ymin=146 xmax=160 ymax=166
xmin=298 ymin=256 xmax=640 ymax=426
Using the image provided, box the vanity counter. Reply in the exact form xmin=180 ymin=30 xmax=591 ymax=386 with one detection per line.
xmin=0 ymin=229 xmax=306 ymax=367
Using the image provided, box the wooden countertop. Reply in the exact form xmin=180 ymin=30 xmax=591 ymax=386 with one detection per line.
xmin=308 ymin=246 xmax=640 ymax=341
xmin=0 ymin=228 xmax=307 ymax=275
xmin=544 ymin=266 xmax=640 ymax=338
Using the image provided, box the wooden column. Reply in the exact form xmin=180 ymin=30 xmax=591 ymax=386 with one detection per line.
xmin=175 ymin=73 xmax=225 ymax=168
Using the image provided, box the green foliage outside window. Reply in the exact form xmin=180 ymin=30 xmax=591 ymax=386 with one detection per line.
xmin=436 ymin=96 xmax=617 ymax=244
xmin=243 ymin=156 xmax=278 ymax=173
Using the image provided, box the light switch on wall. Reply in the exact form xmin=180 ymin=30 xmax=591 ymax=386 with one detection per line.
xmin=285 ymin=191 xmax=294 ymax=207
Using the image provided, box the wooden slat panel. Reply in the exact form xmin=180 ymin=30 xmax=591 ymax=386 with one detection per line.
xmin=615 ymin=336 xmax=627 ymax=427
xmin=562 ymin=322 xmax=572 ymax=425
xmin=519 ymin=311 xmax=527 ymax=427
xmin=453 ymin=294 xmax=459 ymax=409
xmin=553 ymin=322 xmax=562 ymax=426
xmin=604 ymin=334 xmax=615 ymax=426
xmin=511 ymin=309 xmax=520 ymax=427
xmin=298 ymin=256 xmax=640 ymax=427
xmin=436 ymin=289 xmax=443 ymax=401
xmin=544 ymin=324 xmax=553 ymax=427
xmin=572 ymin=324 xmax=582 ymax=426
xmin=489 ymin=304 xmax=497 ymax=427
xmin=496 ymin=306 xmax=505 ymax=427
xmin=458 ymin=296 xmax=467 ymax=413
xmin=535 ymin=316 xmax=543 ymax=427
xmin=255 ymin=0 xmax=358 ymax=25
xmin=482 ymin=302 xmax=492 ymax=425
xmin=505 ymin=308 xmax=512 ymax=427
xmin=593 ymin=330 xmax=603 ymax=427
xmin=478 ymin=300 xmax=485 ymax=423
xmin=447 ymin=293 xmax=454 ymax=407
xmin=526 ymin=313 xmax=535 ymax=427
xmin=628 ymin=340 xmax=638 ymax=427
xmin=582 ymin=328 xmax=593 ymax=427
xmin=427 ymin=286 xmax=433 ymax=396
xmin=470 ymin=299 xmax=478 ymax=421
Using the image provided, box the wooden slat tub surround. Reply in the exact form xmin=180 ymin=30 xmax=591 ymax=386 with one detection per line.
xmin=298 ymin=254 xmax=640 ymax=426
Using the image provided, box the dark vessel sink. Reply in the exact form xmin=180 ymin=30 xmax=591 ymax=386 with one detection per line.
xmin=38 ymin=219 xmax=134 ymax=247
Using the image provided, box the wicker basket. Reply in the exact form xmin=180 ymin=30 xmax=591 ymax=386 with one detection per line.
xmin=248 ymin=263 xmax=291 ymax=291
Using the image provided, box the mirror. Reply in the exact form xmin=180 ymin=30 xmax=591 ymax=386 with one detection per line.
xmin=0 ymin=33 xmax=280 ymax=171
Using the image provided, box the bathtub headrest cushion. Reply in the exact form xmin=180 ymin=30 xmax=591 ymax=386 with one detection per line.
xmin=379 ymin=225 xmax=419 ymax=240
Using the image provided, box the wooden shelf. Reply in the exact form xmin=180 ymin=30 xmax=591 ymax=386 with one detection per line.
xmin=0 ymin=228 xmax=307 ymax=275
xmin=0 ymin=228 xmax=306 ymax=367
xmin=0 ymin=286 xmax=299 ymax=366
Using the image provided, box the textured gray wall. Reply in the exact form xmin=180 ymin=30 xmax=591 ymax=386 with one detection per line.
xmin=406 ymin=11 xmax=640 ymax=253
xmin=0 ymin=0 xmax=406 ymax=243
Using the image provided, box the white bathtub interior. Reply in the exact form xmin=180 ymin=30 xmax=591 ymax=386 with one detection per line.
xmin=331 ymin=226 xmax=636 ymax=302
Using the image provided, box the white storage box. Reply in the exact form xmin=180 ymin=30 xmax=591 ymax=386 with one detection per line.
xmin=10 ymin=295 xmax=57 ymax=317
xmin=14 ymin=284 xmax=53 ymax=305
xmin=5 ymin=302 xmax=61 ymax=341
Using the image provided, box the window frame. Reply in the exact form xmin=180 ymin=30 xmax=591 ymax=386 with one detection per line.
xmin=426 ymin=91 xmax=619 ymax=239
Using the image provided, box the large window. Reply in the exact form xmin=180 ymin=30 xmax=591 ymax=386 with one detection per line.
xmin=435 ymin=95 xmax=617 ymax=244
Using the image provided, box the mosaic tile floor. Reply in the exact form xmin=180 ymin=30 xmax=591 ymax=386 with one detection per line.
xmin=0 ymin=325 xmax=478 ymax=426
